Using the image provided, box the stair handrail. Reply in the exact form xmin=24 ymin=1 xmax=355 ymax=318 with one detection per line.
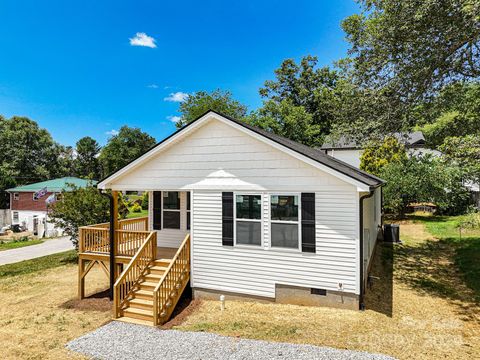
xmin=113 ymin=231 xmax=157 ymax=318
xmin=153 ymin=233 xmax=190 ymax=325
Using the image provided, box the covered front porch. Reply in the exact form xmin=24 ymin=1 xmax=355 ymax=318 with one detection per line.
xmin=77 ymin=190 xmax=191 ymax=326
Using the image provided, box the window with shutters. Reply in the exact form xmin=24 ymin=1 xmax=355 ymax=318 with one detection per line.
xmin=270 ymin=194 xmax=301 ymax=250
xmin=235 ymin=194 xmax=262 ymax=246
xmin=163 ymin=191 xmax=180 ymax=229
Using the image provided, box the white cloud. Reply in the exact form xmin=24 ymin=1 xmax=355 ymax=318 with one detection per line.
xmin=147 ymin=84 xmax=159 ymax=89
xmin=164 ymin=92 xmax=189 ymax=102
xmin=129 ymin=32 xmax=157 ymax=48
xmin=167 ymin=115 xmax=181 ymax=123
xmin=106 ymin=129 xmax=119 ymax=136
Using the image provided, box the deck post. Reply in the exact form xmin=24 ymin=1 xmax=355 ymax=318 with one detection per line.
xmin=78 ymin=257 xmax=85 ymax=299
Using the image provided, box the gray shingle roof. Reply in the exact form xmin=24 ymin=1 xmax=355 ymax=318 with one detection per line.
xmin=321 ymin=131 xmax=425 ymax=150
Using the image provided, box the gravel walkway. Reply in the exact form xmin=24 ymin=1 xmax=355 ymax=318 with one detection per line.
xmin=0 ymin=236 xmax=73 ymax=265
xmin=67 ymin=321 xmax=395 ymax=360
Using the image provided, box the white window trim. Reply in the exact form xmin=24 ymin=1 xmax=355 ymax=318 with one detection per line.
xmin=269 ymin=192 xmax=302 ymax=252
xmin=13 ymin=193 xmax=19 ymax=201
xmin=12 ymin=211 xmax=19 ymax=223
xmin=233 ymin=192 xmax=263 ymax=248
xmin=162 ymin=191 xmax=181 ymax=229
xmin=32 ymin=193 xmax=38 ymax=201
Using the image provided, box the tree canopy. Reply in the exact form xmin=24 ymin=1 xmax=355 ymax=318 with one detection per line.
xmin=0 ymin=116 xmax=72 ymax=207
xmin=176 ymin=89 xmax=248 ymax=127
xmin=74 ymin=136 xmax=101 ymax=179
xmin=342 ymin=0 xmax=480 ymax=102
xmin=99 ymin=126 xmax=156 ymax=177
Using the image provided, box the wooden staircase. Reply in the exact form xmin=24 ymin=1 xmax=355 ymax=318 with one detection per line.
xmin=113 ymin=233 xmax=191 ymax=326
xmin=118 ymin=260 xmax=170 ymax=324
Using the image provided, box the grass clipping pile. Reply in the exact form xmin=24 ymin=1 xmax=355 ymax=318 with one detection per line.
xmin=175 ymin=221 xmax=480 ymax=360
xmin=0 ymin=263 xmax=111 ymax=359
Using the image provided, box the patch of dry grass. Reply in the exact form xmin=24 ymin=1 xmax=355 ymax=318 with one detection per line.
xmin=175 ymin=221 xmax=480 ymax=360
xmin=0 ymin=264 xmax=111 ymax=359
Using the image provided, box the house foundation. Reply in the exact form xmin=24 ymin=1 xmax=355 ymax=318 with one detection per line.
xmin=192 ymin=285 xmax=359 ymax=310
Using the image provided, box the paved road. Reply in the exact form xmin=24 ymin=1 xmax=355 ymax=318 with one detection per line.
xmin=67 ymin=321 xmax=395 ymax=360
xmin=0 ymin=236 xmax=74 ymax=265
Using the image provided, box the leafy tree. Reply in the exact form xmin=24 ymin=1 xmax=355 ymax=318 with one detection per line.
xmin=380 ymin=155 xmax=471 ymax=215
xmin=360 ymin=136 xmax=407 ymax=176
xmin=440 ymin=135 xmax=480 ymax=184
xmin=418 ymin=111 xmax=480 ymax=148
xmin=0 ymin=116 xmax=71 ymax=207
xmin=247 ymin=100 xmax=322 ymax=147
xmin=74 ymin=136 xmax=101 ymax=179
xmin=99 ymin=126 xmax=156 ymax=177
xmin=49 ymin=184 xmax=109 ymax=248
xmin=415 ymin=82 xmax=480 ymax=147
xmin=259 ymin=56 xmax=340 ymax=143
xmin=176 ymin=89 xmax=248 ymax=127
xmin=343 ymin=0 xmax=480 ymax=102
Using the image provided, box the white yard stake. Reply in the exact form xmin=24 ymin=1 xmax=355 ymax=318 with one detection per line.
xmin=220 ymin=295 xmax=225 ymax=312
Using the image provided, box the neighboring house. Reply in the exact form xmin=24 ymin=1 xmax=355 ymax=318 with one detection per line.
xmin=321 ymin=131 xmax=441 ymax=168
xmin=7 ymin=177 xmax=97 ymax=237
xmin=78 ymin=110 xmax=384 ymax=326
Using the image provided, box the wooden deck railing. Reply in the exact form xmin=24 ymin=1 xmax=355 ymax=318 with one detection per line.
xmin=78 ymin=227 xmax=110 ymax=253
xmin=113 ymin=231 xmax=157 ymax=318
xmin=153 ymin=233 xmax=190 ymax=325
xmin=116 ymin=230 xmax=153 ymax=256
xmin=119 ymin=216 xmax=148 ymax=231
xmin=78 ymin=216 xmax=149 ymax=255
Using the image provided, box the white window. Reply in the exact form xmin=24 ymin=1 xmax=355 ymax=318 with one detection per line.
xmin=13 ymin=193 xmax=19 ymax=201
xmin=270 ymin=195 xmax=300 ymax=249
xmin=235 ymin=194 xmax=262 ymax=246
xmin=163 ymin=191 xmax=180 ymax=229
xmin=32 ymin=193 xmax=38 ymax=201
xmin=13 ymin=211 xmax=19 ymax=223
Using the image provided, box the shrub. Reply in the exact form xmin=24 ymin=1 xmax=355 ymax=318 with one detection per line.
xmin=141 ymin=192 xmax=149 ymax=210
xmin=131 ymin=203 xmax=142 ymax=213
xmin=360 ymin=136 xmax=407 ymax=176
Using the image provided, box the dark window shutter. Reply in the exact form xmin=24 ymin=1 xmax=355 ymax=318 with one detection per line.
xmin=222 ymin=192 xmax=234 ymax=246
xmin=301 ymin=193 xmax=315 ymax=253
xmin=153 ymin=191 xmax=162 ymax=230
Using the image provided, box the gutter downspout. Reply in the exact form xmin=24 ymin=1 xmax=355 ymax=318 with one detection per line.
xmin=359 ymin=188 xmax=375 ymax=310
xmin=99 ymin=190 xmax=115 ymax=301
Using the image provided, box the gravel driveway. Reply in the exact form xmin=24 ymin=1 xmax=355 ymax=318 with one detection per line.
xmin=67 ymin=321 xmax=395 ymax=360
xmin=0 ymin=236 xmax=73 ymax=265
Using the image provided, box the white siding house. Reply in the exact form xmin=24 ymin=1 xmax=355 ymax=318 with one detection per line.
xmin=98 ymin=111 xmax=384 ymax=310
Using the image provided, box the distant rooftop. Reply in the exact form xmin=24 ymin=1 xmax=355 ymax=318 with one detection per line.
xmin=7 ymin=177 xmax=97 ymax=193
xmin=321 ymin=131 xmax=426 ymax=150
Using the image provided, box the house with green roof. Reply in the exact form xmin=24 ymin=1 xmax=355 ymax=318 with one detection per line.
xmin=7 ymin=177 xmax=97 ymax=237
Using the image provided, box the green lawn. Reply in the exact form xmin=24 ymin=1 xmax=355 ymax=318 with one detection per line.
xmin=0 ymin=250 xmax=77 ymax=277
xmin=0 ymin=238 xmax=43 ymax=251
xmin=408 ymin=214 xmax=480 ymax=302
xmin=126 ymin=209 xmax=148 ymax=219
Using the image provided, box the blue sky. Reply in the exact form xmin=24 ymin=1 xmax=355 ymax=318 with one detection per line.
xmin=0 ymin=0 xmax=359 ymax=146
